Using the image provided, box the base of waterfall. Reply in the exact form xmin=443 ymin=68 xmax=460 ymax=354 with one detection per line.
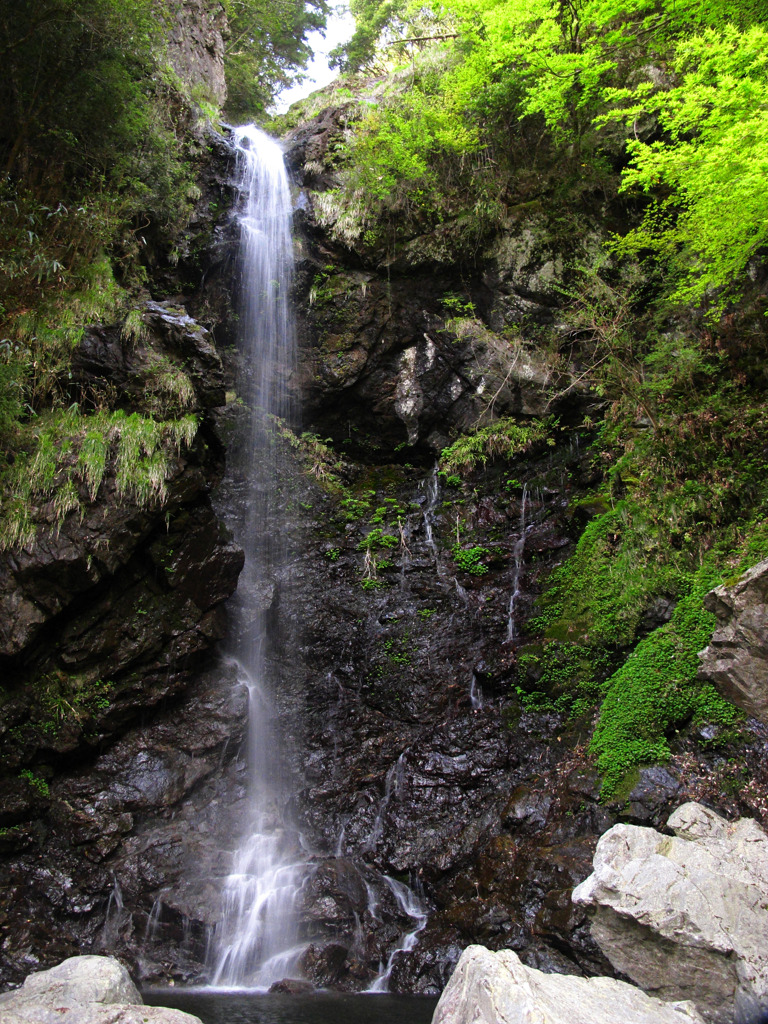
xmin=434 ymin=801 xmax=768 ymax=1024
xmin=146 ymin=987 xmax=438 ymax=1023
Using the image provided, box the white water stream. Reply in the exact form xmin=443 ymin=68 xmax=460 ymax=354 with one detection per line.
xmin=205 ymin=125 xmax=429 ymax=993
xmin=507 ymin=483 xmax=530 ymax=643
xmin=208 ymin=126 xmax=309 ymax=990
xmin=367 ymin=877 xmax=428 ymax=993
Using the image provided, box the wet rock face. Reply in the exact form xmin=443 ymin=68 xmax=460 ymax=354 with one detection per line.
xmin=0 ymin=289 xmax=244 ymax=986
xmin=71 ymin=302 xmax=227 ymax=417
xmin=224 ymin=443 xmax=622 ymax=994
xmin=293 ymin=261 xmax=564 ymax=458
xmin=284 ymin=100 xmax=607 ymax=463
xmin=0 ymin=663 xmax=249 ymax=988
xmin=0 ymin=430 xmax=241 ymax=785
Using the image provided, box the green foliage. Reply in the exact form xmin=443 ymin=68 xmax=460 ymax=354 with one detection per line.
xmin=440 ymin=417 xmax=551 ymax=475
xmin=452 ymin=544 xmax=489 ymax=575
xmin=223 ymin=0 xmax=329 ymax=121
xmin=515 ymin=642 xmax=610 ymax=716
xmin=591 ymin=587 xmax=741 ymax=798
xmin=270 ymin=418 xmax=346 ymax=492
xmin=604 ymin=25 xmax=768 ymax=308
xmin=331 ymin=0 xmax=413 ymax=72
xmin=19 ymin=769 xmax=49 ymax=797
xmin=0 ymin=0 xmax=267 ymax=414
xmin=361 ymin=577 xmax=387 ymax=590
xmin=357 ymin=528 xmax=399 ymax=551
xmin=370 ymin=497 xmax=406 ymax=523
xmin=442 ymin=293 xmax=476 ymax=319
xmin=530 ymin=503 xmax=685 ymax=649
xmin=382 ymin=633 xmax=412 ymax=665
xmin=523 ymin=350 xmax=768 ymax=795
xmin=0 ymin=408 xmax=198 ymax=551
xmin=439 ymin=473 xmax=462 ymax=488
xmin=1 ymin=0 xmax=160 ymax=180
xmin=0 ymin=347 xmax=25 ymax=441
xmin=340 ymin=490 xmax=376 ymax=520
xmin=330 ymin=0 xmax=768 ymax=305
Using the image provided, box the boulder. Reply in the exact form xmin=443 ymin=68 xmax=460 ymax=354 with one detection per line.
xmin=431 ymin=945 xmax=704 ymax=1024
xmin=0 ymin=955 xmax=202 ymax=1024
xmin=572 ymin=802 xmax=768 ymax=1023
xmin=698 ymin=557 xmax=768 ymax=722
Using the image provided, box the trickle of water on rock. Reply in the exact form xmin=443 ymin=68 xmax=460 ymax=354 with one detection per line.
xmin=419 ymin=463 xmax=441 ymax=569
xmin=144 ymin=898 xmax=163 ymax=943
xmin=507 ymin=483 xmax=530 ymax=643
xmin=365 ymin=752 xmax=407 ymax=853
xmin=207 ymin=126 xmax=310 ymax=991
xmin=100 ymin=879 xmax=129 ymax=950
xmin=367 ymin=877 xmax=429 ymax=993
xmin=469 ymin=672 xmax=484 ymax=710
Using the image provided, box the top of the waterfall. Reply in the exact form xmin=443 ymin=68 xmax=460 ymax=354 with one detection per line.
xmin=232 ymin=124 xmax=286 ymax=160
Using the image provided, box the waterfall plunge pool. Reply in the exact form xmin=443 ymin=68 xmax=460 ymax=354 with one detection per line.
xmin=143 ymin=989 xmax=439 ymax=1024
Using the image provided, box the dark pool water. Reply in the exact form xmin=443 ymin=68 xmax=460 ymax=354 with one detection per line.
xmin=143 ymin=989 xmax=439 ymax=1024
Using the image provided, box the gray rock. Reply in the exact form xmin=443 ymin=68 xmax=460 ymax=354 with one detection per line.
xmin=165 ymin=0 xmax=228 ymax=107
xmin=0 ymin=955 xmax=202 ymax=1024
xmin=572 ymin=802 xmax=768 ymax=1023
xmin=624 ymin=766 xmax=681 ymax=824
xmin=14 ymin=954 xmax=141 ymax=1004
xmin=698 ymin=557 xmax=768 ymax=722
xmin=431 ymin=945 xmax=705 ymax=1024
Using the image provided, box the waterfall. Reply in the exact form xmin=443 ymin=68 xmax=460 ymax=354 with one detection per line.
xmin=208 ymin=126 xmax=308 ymax=990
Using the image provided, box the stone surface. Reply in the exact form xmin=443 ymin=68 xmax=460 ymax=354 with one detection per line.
xmin=698 ymin=557 xmax=768 ymax=723
xmin=572 ymin=801 xmax=768 ymax=1023
xmin=165 ymin=0 xmax=228 ymax=107
xmin=0 ymin=293 xmax=241 ymax=798
xmin=13 ymin=954 xmax=141 ymax=1004
xmin=0 ymin=954 xmax=201 ymax=1023
xmin=71 ymin=301 xmax=227 ymax=417
xmin=431 ymin=945 xmax=705 ymax=1024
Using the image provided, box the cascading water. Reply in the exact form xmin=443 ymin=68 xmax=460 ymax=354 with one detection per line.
xmin=506 ymin=483 xmax=529 ymax=643
xmin=208 ymin=125 xmax=309 ymax=990
xmin=367 ymin=877 xmax=429 ymax=993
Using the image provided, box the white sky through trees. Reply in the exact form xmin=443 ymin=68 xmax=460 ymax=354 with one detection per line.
xmin=273 ymin=1 xmax=354 ymax=111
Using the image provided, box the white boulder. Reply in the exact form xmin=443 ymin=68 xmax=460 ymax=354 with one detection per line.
xmin=0 ymin=955 xmax=202 ymax=1024
xmin=431 ymin=944 xmax=704 ymax=1024
xmin=572 ymin=801 xmax=768 ymax=1023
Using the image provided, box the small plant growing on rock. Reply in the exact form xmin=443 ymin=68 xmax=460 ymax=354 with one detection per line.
xmin=357 ymin=528 xmax=399 ymax=551
xmin=19 ymin=769 xmax=49 ymax=798
xmin=452 ymin=544 xmax=490 ymax=575
xmin=441 ymin=417 xmax=552 ymax=475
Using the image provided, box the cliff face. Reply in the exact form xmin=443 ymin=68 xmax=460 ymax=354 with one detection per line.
xmin=165 ymin=0 xmax=229 ymax=107
xmin=0 ymin=12 xmax=243 ymax=988
xmin=2 ymin=66 xmax=768 ymax=995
